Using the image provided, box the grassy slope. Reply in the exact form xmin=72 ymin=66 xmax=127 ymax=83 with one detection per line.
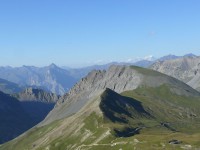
xmin=125 ymin=85 xmax=200 ymax=131
xmin=1 ymin=84 xmax=200 ymax=150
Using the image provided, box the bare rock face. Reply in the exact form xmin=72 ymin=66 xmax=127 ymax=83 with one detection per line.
xmin=65 ymin=65 xmax=142 ymax=101
xmin=150 ymin=56 xmax=200 ymax=91
xmin=41 ymin=65 xmax=200 ymax=125
xmin=15 ymin=87 xmax=59 ymax=103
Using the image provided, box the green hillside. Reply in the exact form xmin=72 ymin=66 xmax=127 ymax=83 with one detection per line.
xmin=1 ymin=84 xmax=200 ymax=150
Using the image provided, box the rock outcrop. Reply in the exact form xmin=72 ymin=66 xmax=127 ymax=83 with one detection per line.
xmin=15 ymin=87 xmax=59 ymax=103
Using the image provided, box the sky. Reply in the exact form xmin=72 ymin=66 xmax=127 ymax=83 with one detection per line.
xmin=0 ymin=0 xmax=200 ymax=67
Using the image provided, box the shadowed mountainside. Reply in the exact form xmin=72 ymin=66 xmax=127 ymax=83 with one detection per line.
xmin=0 ymin=91 xmax=34 ymax=144
xmin=13 ymin=87 xmax=60 ymax=125
xmin=0 ymin=88 xmax=59 ymax=144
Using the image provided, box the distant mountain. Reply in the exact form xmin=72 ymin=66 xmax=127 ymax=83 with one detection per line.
xmin=3 ymin=65 xmax=200 ymax=149
xmin=158 ymin=54 xmax=180 ymax=61
xmin=0 ymin=78 xmax=23 ymax=94
xmin=64 ymin=60 xmax=154 ymax=80
xmin=0 ymin=64 xmax=77 ymax=95
xmin=157 ymin=53 xmax=197 ymax=61
xmin=0 ymin=54 xmax=197 ymax=95
xmin=132 ymin=60 xmax=154 ymax=67
xmin=183 ymin=53 xmax=197 ymax=57
xmin=150 ymin=55 xmax=200 ymax=91
xmin=63 ymin=54 xmax=196 ymax=80
xmin=63 ymin=63 xmax=112 ymax=79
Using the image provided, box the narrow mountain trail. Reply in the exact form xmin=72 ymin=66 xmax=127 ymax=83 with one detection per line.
xmin=75 ymin=142 xmax=128 ymax=150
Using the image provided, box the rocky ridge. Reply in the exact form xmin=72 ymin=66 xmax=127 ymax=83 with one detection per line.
xmin=42 ymin=65 xmax=199 ymax=125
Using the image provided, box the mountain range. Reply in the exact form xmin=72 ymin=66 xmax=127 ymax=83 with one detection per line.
xmin=0 ymin=54 xmax=197 ymax=96
xmin=1 ymin=65 xmax=200 ymax=149
xmin=0 ymin=53 xmax=200 ymax=149
xmin=0 ymin=64 xmax=77 ymax=95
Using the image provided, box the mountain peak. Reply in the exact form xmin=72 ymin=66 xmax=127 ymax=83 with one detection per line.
xmin=49 ymin=63 xmax=58 ymax=69
xmin=183 ymin=53 xmax=197 ymax=57
xmin=158 ymin=54 xmax=179 ymax=61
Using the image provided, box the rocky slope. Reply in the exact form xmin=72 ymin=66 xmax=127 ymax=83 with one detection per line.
xmin=2 ymin=65 xmax=200 ymax=150
xmin=150 ymin=56 xmax=200 ymax=91
xmin=157 ymin=53 xmax=196 ymax=61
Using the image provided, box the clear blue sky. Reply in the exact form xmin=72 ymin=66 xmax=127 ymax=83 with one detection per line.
xmin=0 ymin=0 xmax=200 ymax=67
